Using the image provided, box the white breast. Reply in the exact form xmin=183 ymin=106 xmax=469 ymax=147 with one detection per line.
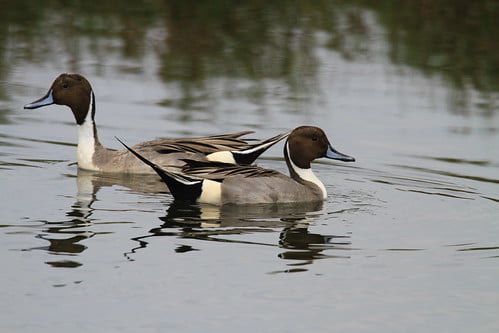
xmin=76 ymin=93 xmax=99 ymax=171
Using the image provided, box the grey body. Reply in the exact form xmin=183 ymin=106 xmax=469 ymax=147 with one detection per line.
xmin=220 ymin=174 xmax=324 ymax=204
xmin=92 ymin=139 xmax=218 ymax=174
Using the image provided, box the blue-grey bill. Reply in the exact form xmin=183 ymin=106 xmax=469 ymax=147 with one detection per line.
xmin=325 ymin=145 xmax=355 ymax=162
xmin=24 ymin=90 xmax=54 ymax=109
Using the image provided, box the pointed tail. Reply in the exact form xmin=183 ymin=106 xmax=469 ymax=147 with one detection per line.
xmin=116 ymin=137 xmax=202 ymax=202
xmin=232 ymin=131 xmax=290 ymax=165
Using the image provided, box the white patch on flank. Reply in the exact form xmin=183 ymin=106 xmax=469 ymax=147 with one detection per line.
xmin=286 ymin=142 xmax=327 ymax=199
xmin=76 ymin=92 xmax=99 ymax=171
xmin=206 ymin=151 xmax=236 ymax=164
xmin=199 ymin=179 xmax=222 ymax=205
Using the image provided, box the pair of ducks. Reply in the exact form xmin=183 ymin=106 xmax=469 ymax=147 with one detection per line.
xmin=25 ymin=73 xmax=355 ymax=205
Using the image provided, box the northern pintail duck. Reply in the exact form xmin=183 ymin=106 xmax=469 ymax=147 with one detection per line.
xmin=24 ymin=73 xmax=288 ymax=173
xmin=119 ymin=126 xmax=355 ymax=205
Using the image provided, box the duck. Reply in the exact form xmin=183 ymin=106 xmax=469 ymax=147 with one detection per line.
xmin=118 ymin=126 xmax=355 ymax=205
xmin=24 ymin=73 xmax=288 ymax=174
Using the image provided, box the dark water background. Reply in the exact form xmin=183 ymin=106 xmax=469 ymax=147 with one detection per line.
xmin=1 ymin=1 xmax=498 ymax=332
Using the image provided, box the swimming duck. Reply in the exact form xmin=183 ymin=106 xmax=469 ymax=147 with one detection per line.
xmin=118 ymin=126 xmax=355 ymax=205
xmin=24 ymin=73 xmax=288 ymax=174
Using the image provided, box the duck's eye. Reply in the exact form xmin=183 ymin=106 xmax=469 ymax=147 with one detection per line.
xmin=311 ymin=136 xmax=318 ymax=141
xmin=62 ymin=83 xmax=69 ymax=89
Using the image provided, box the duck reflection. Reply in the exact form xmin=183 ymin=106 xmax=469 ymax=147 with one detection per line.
xmin=126 ymin=200 xmax=351 ymax=269
xmin=74 ymin=168 xmax=167 ymax=194
xmin=30 ymin=169 xmax=164 ymax=268
xmin=277 ymin=225 xmax=351 ymax=264
xmin=26 ymin=171 xmax=97 ymax=268
xmin=30 ymin=168 xmax=351 ymax=270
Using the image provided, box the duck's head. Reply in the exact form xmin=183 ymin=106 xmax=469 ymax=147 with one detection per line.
xmin=24 ymin=73 xmax=94 ymax=125
xmin=286 ymin=126 xmax=355 ymax=169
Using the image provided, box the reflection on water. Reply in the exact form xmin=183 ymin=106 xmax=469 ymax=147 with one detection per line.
xmin=161 ymin=201 xmax=324 ymax=227
xmin=21 ymin=151 xmax=497 ymax=270
xmin=75 ymin=168 xmax=167 ymax=194
xmin=125 ymin=200 xmax=352 ymax=272
xmin=27 ymin=169 xmax=354 ymax=271
xmin=125 ymin=198 xmax=350 ymax=273
xmin=1 ymin=1 xmax=497 ymax=113
xmin=22 ymin=171 xmax=97 ymax=268
xmin=364 ymin=1 xmax=498 ymax=108
xmin=21 ymin=169 xmax=164 ymax=268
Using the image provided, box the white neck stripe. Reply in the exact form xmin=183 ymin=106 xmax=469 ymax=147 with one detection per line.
xmin=76 ymin=92 xmax=98 ymax=171
xmin=286 ymin=142 xmax=327 ymax=199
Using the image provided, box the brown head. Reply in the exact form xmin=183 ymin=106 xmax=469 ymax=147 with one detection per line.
xmin=285 ymin=126 xmax=355 ymax=169
xmin=24 ymin=73 xmax=94 ymax=125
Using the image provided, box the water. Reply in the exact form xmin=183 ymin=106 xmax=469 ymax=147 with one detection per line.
xmin=1 ymin=1 xmax=498 ymax=332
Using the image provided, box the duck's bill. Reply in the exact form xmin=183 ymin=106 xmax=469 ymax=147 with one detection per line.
xmin=326 ymin=145 xmax=355 ymax=162
xmin=24 ymin=90 xmax=54 ymax=109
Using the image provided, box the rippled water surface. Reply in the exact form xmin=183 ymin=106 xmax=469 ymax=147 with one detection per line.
xmin=1 ymin=1 xmax=498 ymax=332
